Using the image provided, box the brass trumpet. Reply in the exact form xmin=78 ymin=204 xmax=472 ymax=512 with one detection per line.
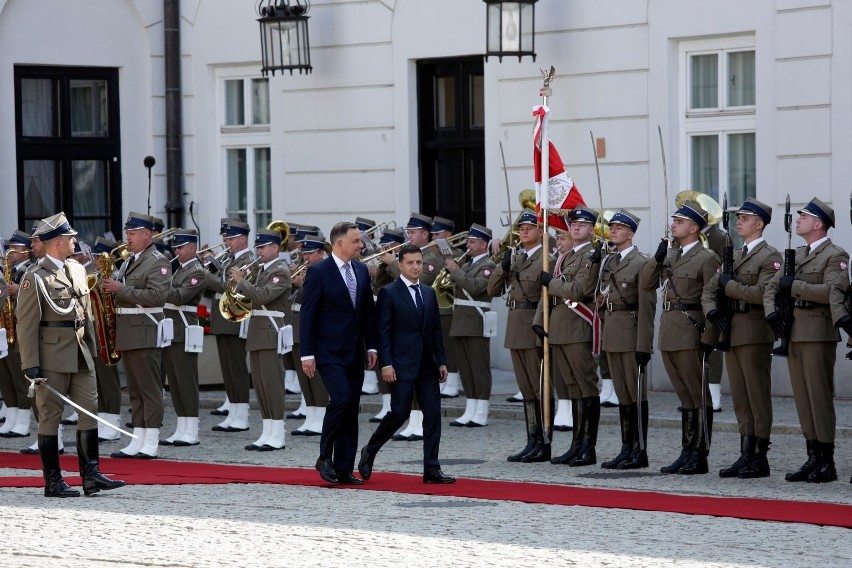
xmin=219 ymin=258 xmax=262 ymax=322
xmin=363 ymin=220 xmax=397 ymax=238
xmin=432 ymin=251 xmax=469 ymax=309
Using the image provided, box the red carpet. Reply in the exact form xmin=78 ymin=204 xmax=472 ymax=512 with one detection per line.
xmin=2 ymin=451 xmax=850 ymax=528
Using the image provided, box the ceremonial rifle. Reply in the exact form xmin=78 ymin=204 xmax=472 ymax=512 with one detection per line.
xmin=772 ymin=194 xmax=795 ymax=357
xmin=716 ymin=192 xmax=734 ymax=351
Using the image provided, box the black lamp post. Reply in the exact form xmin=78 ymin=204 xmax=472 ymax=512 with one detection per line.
xmin=484 ymin=0 xmax=538 ymax=62
xmin=257 ymin=0 xmax=312 ymax=76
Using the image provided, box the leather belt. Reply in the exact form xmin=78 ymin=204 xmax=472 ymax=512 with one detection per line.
xmin=116 ymin=307 xmax=164 ymax=315
xmin=662 ymin=302 xmax=701 ymax=312
xmin=606 ymin=303 xmax=638 ymax=312
xmin=507 ymin=300 xmax=537 ymax=310
xmin=253 ymin=309 xmax=285 ymax=318
xmin=41 ymin=320 xmax=84 ymax=329
xmin=794 ymin=300 xmax=823 ymax=310
xmin=732 ymin=301 xmax=763 ymax=313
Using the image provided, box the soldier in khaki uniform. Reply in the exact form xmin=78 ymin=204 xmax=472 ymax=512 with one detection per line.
xmin=290 ymin=235 xmax=330 ymax=436
xmin=230 ymin=229 xmax=292 ymax=451
xmin=17 ymin=213 xmax=124 ymax=497
xmin=641 ymin=201 xmax=720 ymax=475
xmin=550 ymin=228 xmax=574 ymax=431
xmin=598 ymin=210 xmax=656 ymax=470
xmin=430 ymin=217 xmax=464 ymax=399
xmin=161 ymin=230 xmax=207 ymax=447
xmin=102 ymin=212 xmax=171 ymax=459
xmin=446 ymin=224 xmax=496 ymax=427
xmin=535 ymin=206 xmax=602 ymax=467
xmin=702 ymin=198 xmax=781 ymax=478
xmin=88 ymin=237 xmax=124 ymax=441
xmin=207 ymin=219 xmax=256 ymax=432
xmin=487 ymin=210 xmax=551 ymax=462
xmin=0 ymin=232 xmax=35 ymax=439
xmin=765 ymin=198 xmax=849 ymax=483
xmin=381 ymin=214 xmax=445 ymax=440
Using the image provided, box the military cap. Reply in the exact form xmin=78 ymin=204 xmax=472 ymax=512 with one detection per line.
xmin=608 ymin=209 xmax=640 ymax=232
xmin=254 ymin=228 xmax=282 ymax=248
xmin=152 ymin=217 xmax=165 ymax=233
xmin=430 ymin=216 xmax=456 ymax=234
xmin=93 ymin=236 xmax=119 ymax=255
xmin=379 ymin=228 xmax=405 ymax=245
xmin=7 ymin=230 xmax=32 ymax=249
xmin=405 ymin=213 xmax=432 ymax=232
xmin=171 ymin=228 xmax=199 ymax=248
xmin=355 ymin=217 xmax=376 ymax=232
xmin=468 ymin=223 xmax=492 ymax=241
xmin=516 ymin=209 xmax=539 ymax=226
xmin=672 ymin=200 xmax=709 ymax=229
xmin=735 ymin=198 xmax=772 ymax=225
xmin=221 ymin=220 xmax=251 ymax=238
xmin=124 ymin=211 xmax=157 ymax=231
xmin=33 ymin=212 xmax=78 ymax=241
xmin=569 ymin=205 xmax=599 ymax=225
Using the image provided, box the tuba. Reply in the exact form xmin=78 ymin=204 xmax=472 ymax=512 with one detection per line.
xmin=267 ymin=220 xmax=290 ymax=252
xmin=218 ymin=258 xmax=261 ymax=322
xmin=675 ymin=190 xmax=724 ymax=249
xmin=87 ymin=248 xmax=122 ymax=365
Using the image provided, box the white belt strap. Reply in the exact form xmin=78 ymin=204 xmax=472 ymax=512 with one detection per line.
xmin=164 ymin=303 xmax=198 ymax=313
xmin=253 ymin=309 xmax=285 ymax=318
xmin=454 ymin=298 xmax=492 ymax=310
xmin=116 ymin=307 xmax=165 ymax=315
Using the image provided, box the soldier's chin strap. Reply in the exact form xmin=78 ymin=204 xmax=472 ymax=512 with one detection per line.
xmin=25 ymin=373 xmax=138 ymax=439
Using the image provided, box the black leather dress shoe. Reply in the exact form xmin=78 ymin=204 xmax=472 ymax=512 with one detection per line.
xmin=109 ymin=450 xmax=137 ymax=459
xmin=601 ymin=401 xmax=618 ymax=408
xmin=316 ymin=457 xmax=339 ymax=484
xmin=19 ymin=446 xmax=39 ymax=455
xmin=336 ymin=471 xmax=365 ymax=485
xmin=245 ymin=443 xmax=261 ymax=451
xmin=1 ymin=431 xmax=29 ymax=438
xmin=392 ymin=433 xmax=423 ymax=441
xmin=553 ymin=425 xmax=573 ymax=432
xmin=286 ymin=411 xmax=305 ymax=420
xmin=82 ymin=473 xmax=126 ymax=496
xmin=358 ymin=447 xmax=374 ymax=481
xmin=125 ymin=421 xmax=134 ymax=429
xmin=440 ymin=393 xmax=459 ymax=399
xmin=210 ymin=408 xmax=228 ymax=416
xmin=45 ymin=477 xmax=80 ymax=498
xmin=465 ymin=421 xmax=485 ymax=428
xmin=368 ymin=416 xmax=384 ymax=423
xmin=257 ymin=444 xmax=285 ymax=452
xmin=158 ymin=440 xmax=174 ymax=446
xmin=423 ymin=469 xmax=455 ymax=484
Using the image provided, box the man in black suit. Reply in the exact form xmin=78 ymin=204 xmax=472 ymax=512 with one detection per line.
xmin=301 ymin=222 xmax=378 ymax=484
xmin=358 ymin=245 xmax=455 ymax=484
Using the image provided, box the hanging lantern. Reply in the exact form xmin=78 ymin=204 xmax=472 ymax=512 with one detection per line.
xmin=257 ymin=0 xmax=312 ymax=76
xmin=484 ymin=1 xmax=538 ymax=62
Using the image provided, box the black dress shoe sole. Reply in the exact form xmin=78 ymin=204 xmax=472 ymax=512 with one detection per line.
xmin=423 ymin=476 xmax=456 ymax=484
xmin=449 ymin=421 xmax=468 ymax=427
xmin=466 ymin=422 xmax=486 ymax=428
xmin=257 ymin=445 xmax=285 ymax=452
xmin=285 ymin=389 xmax=301 ymax=395
xmin=291 ymin=430 xmax=307 ymax=436
xmin=286 ymin=414 xmax=306 ymax=420
xmin=19 ymin=448 xmax=40 ymax=455
xmin=210 ymin=409 xmax=229 ymax=416
xmin=337 ymin=476 xmax=364 ymax=485
xmin=713 ymin=408 xmax=722 ymax=413
xmin=211 ymin=426 xmax=250 ymax=432
xmin=368 ymin=417 xmax=383 ymax=423
xmin=301 ymin=431 xmax=321 ymax=437
xmin=553 ymin=426 xmax=573 ymax=432
xmin=506 ymin=398 xmax=523 ymax=403
xmin=158 ymin=440 xmax=174 ymax=446
xmin=134 ymin=454 xmax=158 ymax=460
xmin=45 ymin=491 xmax=81 ymax=498
xmin=1 ymin=432 xmax=29 ymax=438
xmin=171 ymin=440 xmax=200 ymax=447
xmin=110 ymin=452 xmax=138 ymax=459
xmin=84 ymin=480 xmax=126 ymax=496
xmin=60 ymin=420 xmax=78 ymax=426
xmin=440 ymin=394 xmax=459 ymax=399
xmin=245 ymin=444 xmax=262 ymax=451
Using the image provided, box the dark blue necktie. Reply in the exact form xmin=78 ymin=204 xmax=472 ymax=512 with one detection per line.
xmin=411 ymin=284 xmax=424 ymax=319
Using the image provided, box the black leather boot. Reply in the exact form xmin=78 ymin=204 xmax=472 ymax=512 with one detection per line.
xmin=785 ymin=439 xmax=820 ymax=482
xmin=77 ymin=428 xmax=126 ymax=496
xmin=39 ymin=435 xmax=79 ymax=498
xmin=551 ymin=399 xmax=582 ymax=464
xmin=719 ymin=435 xmax=755 ymax=478
xmin=508 ymin=400 xmax=537 ymax=462
xmin=618 ymin=401 xmax=649 ymax=469
xmin=521 ymin=400 xmax=551 ymax=463
xmin=602 ymin=405 xmax=632 ymax=469
xmin=569 ymin=397 xmax=600 ymax=467
xmin=738 ymin=437 xmax=770 ymax=478
xmin=661 ymin=408 xmax=693 ymax=474
xmin=806 ymin=442 xmax=837 ymax=483
xmin=680 ymin=407 xmax=712 ymax=475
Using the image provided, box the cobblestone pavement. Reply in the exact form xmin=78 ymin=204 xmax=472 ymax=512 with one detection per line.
xmin=2 ymin=370 xmax=852 ymax=567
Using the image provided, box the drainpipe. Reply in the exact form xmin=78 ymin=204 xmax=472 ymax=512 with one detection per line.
xmin=164 ymin=0 xmax=184 ymax=227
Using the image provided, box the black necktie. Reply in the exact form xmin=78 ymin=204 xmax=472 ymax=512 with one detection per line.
xmin=411 ymin=284 xmax=424 ymax=319
xmin=612 ymin=254 xmax=621 ymax=267
xmin=805 ymin=245 xmax=811 ymax=256
xmin=741 ymin=245 xmax=748 ymax=256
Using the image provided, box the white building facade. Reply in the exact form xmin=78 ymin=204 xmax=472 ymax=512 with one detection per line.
xmin=1 ymin=0 xmax=850 ymax=395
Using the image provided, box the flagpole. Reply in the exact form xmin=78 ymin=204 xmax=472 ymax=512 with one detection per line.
xmin=539 ymin=67 xmax=555 ymax=444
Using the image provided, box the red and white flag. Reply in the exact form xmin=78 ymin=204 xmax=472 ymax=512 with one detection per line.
xmin=533 ymin=105 xmax=586 ymax=231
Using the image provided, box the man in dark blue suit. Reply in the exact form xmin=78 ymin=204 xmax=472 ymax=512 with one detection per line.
xmin=358 ymin=245 xmax=455 ymax=484
xmin=301 ymin=222 xmax=378 ymax=484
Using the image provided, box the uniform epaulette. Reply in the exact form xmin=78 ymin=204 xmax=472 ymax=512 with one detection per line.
xmin=151 ymin=250 xmax=165 ymax=260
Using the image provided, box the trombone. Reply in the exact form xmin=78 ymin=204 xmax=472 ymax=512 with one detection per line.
xmin=363 ymin=220 xmax=397 ymax=239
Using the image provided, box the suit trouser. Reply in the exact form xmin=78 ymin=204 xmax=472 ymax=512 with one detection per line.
xmin=123 ymin=348 xmax=164 ymax=428
xmin=293 ymin=343 xmax=328 ymax=407
xmin=661 ymin=348 xmax=709 ymax=409
xmin=95 ymin=355 xmax=121 ymax=414
xmin=282 ymin=350 xmax=296 ymax=371
xmin=249 ymin=349 xmax=285 ymax=420
xmin=726 ymin=342 xmax=773 ymax=438
xmin=607 ymin=350 xmax=645 ymax=405
xmin=365 ymin=365 xmax=442 ymax=469
xmin=318 ymin=358 xmax=365 ymax=472
xmin=788 ymin=341 xmax=836 ymax=443
xmin=454 ymin=336 xmax=491 ymax=399
xmin=36 ymin=367 xmax=97 ymax=434
xmin=511 ymin=347 xmax=543 ymax=400
xmin=215 ymin=334 xmax=250 ymax=404
xmin=163 ymin=343 xmax=200 ymax=417
xmin=552 ymin=342 xmax=597 ymax=399
xmin=440 ymin=313 xmax=458 ymax=373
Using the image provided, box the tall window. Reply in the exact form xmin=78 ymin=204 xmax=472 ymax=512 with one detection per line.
xmin=14 ymin=66 xmax=121 ymax=242
xmin=219 ymin=72 xmax=271 ymax=230
xmin=680 ymin=38 xmax=756 ymax=207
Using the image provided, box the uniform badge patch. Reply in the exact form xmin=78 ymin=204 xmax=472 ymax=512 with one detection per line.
xmin=22 ymin=280 xmax=30 ymax=290
xmin=160 ymin=267 xmax=168 ymax=275
xmin=190 ymin=277 xmax=199 ymax=286
xmin=483 ymin=269 xmax=492 ymax=277
xmin=622 ymin=282 xmax=627 ymax=288
xmin=773 ymin=261 xmax=781 ymax=271
xmin=427 ymin=264 xmax=435 ymax=272
xmin=841 ymin=261 xmax=848 ymax=271
xmin=272 ymin=276 xmax=280 ymax=283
